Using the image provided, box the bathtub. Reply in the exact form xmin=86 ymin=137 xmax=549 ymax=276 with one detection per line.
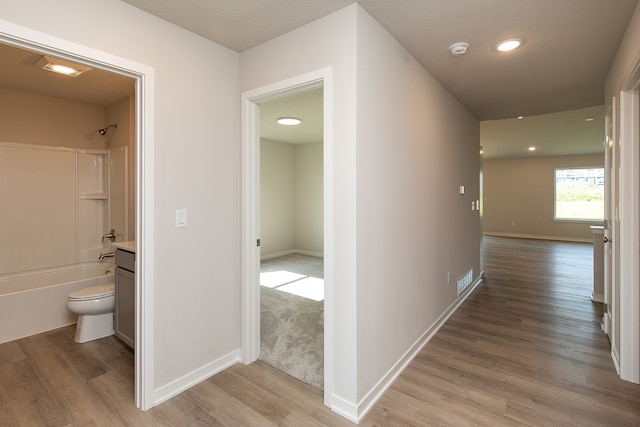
xmin=0 ymin=264 xmax=115 ymax=344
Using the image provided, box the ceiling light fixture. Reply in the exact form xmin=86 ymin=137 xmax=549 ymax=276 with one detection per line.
xmin=495 ymin=38 xmax=523 ymax=52
xmin=517 ymin=116 xmax=524 ymax=119
xmin=528 ymin=146 xmax=536 ymax=152
xmin=449 ymin=42 xmax=469 ymax=56
xmin=34 ymin=55 xmax=92 ymax=77
xmin=276 ymin=117 xmax=301 ymax=126
xmin=585 ymin=117 xmax=595 ymax=122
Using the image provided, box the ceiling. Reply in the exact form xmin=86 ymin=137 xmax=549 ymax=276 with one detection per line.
xmin=121 ymin=0 xmax=636 ymax=158
xmin=123 ymin=0 xmax=638 ymax=121
xmin=260 ymin=88 xmax=324 ymax=144
xmin=1 ymin=0 xmax=636 ymax=157
xmin=481 ymin=105 xmax=605 ymax=159
xmin=0 ymin=43 xmax=134 ymax=107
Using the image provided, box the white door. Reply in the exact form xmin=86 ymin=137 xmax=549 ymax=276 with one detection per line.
xmin=603 ymin=105 xmax=614 ymax=337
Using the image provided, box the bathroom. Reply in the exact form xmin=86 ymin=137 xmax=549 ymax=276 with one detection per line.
xmin=0 ymin=42 xmax=136 ymax=344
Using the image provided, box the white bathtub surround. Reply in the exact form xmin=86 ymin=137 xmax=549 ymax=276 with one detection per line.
xmin=0 ymin=142 xmax=128 ymax=276
xmin=0 ymin=264 xmax=114 ymax=344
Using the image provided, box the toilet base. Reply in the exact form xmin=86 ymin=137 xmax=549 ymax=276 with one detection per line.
xmin=74 ymin=312 xmax=115 ymax=343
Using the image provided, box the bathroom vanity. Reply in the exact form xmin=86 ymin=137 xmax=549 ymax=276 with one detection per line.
xmin=113 ymin=241 xmax=135 ymax=349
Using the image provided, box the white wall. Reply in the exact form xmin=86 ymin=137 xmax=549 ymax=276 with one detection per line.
xmin=0 ymin=87 xmax=105 ymax=148
xmin=483 ymin=154 xmax=605 ymax=242
xmin=295 ymin=141 xmax=324 ymax=254
xmin=354 ymin=6 xmax=481 ymax=401
xmin=261 ymin=138 xmax=296 ymax=255
xmin=242 ymin=4 xmax=481 ymax=420
xmin=261 ymin=139 xmax=324 ymax=257
xmin=241 ymin=4 xmax=359 ymax=410
xmin=1 ymin=0 xmax=241 ymax=400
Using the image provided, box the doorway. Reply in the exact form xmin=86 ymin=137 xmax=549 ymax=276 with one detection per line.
xmin=241 ymin=69 xmax=334 ymax=405
xmin=0 ymin=25 xmax=155 ymax=410
xmin=258 ymin=88 xmax=324 ymax=389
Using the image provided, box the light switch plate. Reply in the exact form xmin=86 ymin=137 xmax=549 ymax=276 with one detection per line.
xmin=176 ymin=209 xmax=187 ymax=228
xmin=459 ymin=185 xmax=465 ymax=195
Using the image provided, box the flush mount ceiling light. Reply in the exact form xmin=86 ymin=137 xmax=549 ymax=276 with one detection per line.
xmin=276 ymin=117 xmax=302 ymax=126
xmin=34 ymin=55 xmax=92 ymax=77
xmin=585 ymin=117 xmax=595 ymax=122
xmin=449 ymin=42 xmax=469 ymax=56
xmin=495 ymin=38 xmax=523 ymax=52
xmin=528 ymin=146 xmax=537 ymax=152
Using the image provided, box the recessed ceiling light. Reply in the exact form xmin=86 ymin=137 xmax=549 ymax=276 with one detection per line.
xmin=585 ymin=117 xmax=595 ymax=122
xmin=495 ymin=38 xmax=523 ymax=52
xmin=528 ymin=146 xmax=536 ymax=152
xmin=449 ymin=42 xmax=469 ymax=56
xmin=276 ymin=117 xmax=301 ymax=126
xmin=34 ymin=55 xmax=92 ymax=77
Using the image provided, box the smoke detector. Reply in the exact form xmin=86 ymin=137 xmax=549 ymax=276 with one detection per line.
xmin=449 ymin=42 xmax=469 ymax=56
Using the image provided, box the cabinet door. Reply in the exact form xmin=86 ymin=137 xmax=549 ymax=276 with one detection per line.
xmin=115 ymin=266 xmax=135 ymax=348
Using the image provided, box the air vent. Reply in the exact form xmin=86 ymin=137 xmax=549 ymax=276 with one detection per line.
xmin=457 ymin=269 xmax=473 ymax=296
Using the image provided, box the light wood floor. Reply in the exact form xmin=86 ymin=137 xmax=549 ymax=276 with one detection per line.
xmin=1 ymin=236 xmax=639 ymax=425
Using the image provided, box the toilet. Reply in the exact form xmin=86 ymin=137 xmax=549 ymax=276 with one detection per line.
xmin=67 ymin=283 xmax=115 ymax=343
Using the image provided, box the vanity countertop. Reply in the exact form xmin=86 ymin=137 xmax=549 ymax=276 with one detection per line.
xmin=113 ymin=241 xmax=136 ymax=253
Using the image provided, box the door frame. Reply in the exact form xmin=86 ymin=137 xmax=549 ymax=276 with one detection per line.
xmin=618 ymin=58 xmax=640 ymax=383
xmin=241 ymin=68 xmax=334 ymax=405
xmin=0 ymin=19 xmax=156 ymax=409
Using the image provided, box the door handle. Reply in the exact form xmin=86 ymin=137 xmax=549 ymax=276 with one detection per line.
xmin=604 ymin=236 xmax=612 ymax=243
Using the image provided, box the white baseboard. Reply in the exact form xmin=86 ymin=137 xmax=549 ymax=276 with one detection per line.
xmin=260 ymin=249 xmax=324 ymax=260
xmin=603 ymin=312 xmax=612 ymax=335
xmin=330 ymin=394 xmax=359 ymax=424
xmin=154 ymin=350 xmax=241 ymax=406
xmin=483 ymin=232 xmax=592 ymax=244
xmin=612 ymin=344 xmax=620 ymax=375
xmin=351 ymin=272 xmax=485 ymax=423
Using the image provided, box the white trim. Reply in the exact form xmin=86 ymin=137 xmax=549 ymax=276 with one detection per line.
xmin=153 ymin=351 xmax=241 ymax=405
xmin=482 ymin=232 xmax=592 ymax=244
xmin=352 ymin=273 xmax=485 ymax=423
xmin=260 ymin=249 xmax=324 ymax=260
xmin=618 ymin=79 xmax=640 ymax=383
xmin=241 ymin=68 xmax=335 ymax=406
xmin=612 ymin=342 xmax=621 ymax=375
xmin=0 ymin=19 xmax=156 ymax=409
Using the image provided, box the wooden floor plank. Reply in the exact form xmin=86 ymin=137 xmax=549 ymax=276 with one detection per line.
xmin=0 ymin=236 xmax=638 ymax=426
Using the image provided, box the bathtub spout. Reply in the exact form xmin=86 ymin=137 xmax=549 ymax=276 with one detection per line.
xmin=99 ymin=251 xmax=115 ymax=260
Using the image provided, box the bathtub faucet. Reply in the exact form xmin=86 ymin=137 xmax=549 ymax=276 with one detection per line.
xmin=102 ymin=229 xmax=117 ymax=242
xmin=99 ymin=251 xmax=115 ymax=260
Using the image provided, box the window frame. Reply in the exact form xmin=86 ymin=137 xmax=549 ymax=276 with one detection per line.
xmin=553 ymin=166 xmax=605 ymax=223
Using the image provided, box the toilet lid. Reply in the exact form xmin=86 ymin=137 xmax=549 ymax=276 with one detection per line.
xmin=68 ymin=283 xmax=115 ymax=301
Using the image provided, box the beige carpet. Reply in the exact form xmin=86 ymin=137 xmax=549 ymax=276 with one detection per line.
xmin=259 ymin=254 xmax=324 ymax=390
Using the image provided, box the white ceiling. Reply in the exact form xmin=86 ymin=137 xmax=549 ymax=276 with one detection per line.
xmin=0 ymin=43 xmax=134 ymax=107
xmin=481 ymin=105 xmax=605 ymax=159
xmin=260 ymin=88 xmax=324 ymax=144
xmin=1 ymin=0 xmax=636 ymax=158
xmin=123 ymin=0 xmax=638 ymax=120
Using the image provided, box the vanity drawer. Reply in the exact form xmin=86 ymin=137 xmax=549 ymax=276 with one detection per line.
xmin=115 ymin=248 xmax=135 ymax=272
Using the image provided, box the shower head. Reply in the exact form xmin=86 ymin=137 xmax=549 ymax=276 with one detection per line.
xmin=98 ymin=123 xmax=118 ymax=135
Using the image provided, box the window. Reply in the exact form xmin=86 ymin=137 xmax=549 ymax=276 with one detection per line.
xmin=555 ymin=167 xmax=604 ymax=221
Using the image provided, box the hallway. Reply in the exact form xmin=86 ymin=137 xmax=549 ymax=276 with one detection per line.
xmin=363 ymin=236 xmax=639 ymax=425
xmin=1 ymin=237 xmax=638 ymax=425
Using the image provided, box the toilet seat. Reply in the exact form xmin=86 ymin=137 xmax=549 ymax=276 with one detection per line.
xmin=68 ymin=283 xmax=115 ymax=301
